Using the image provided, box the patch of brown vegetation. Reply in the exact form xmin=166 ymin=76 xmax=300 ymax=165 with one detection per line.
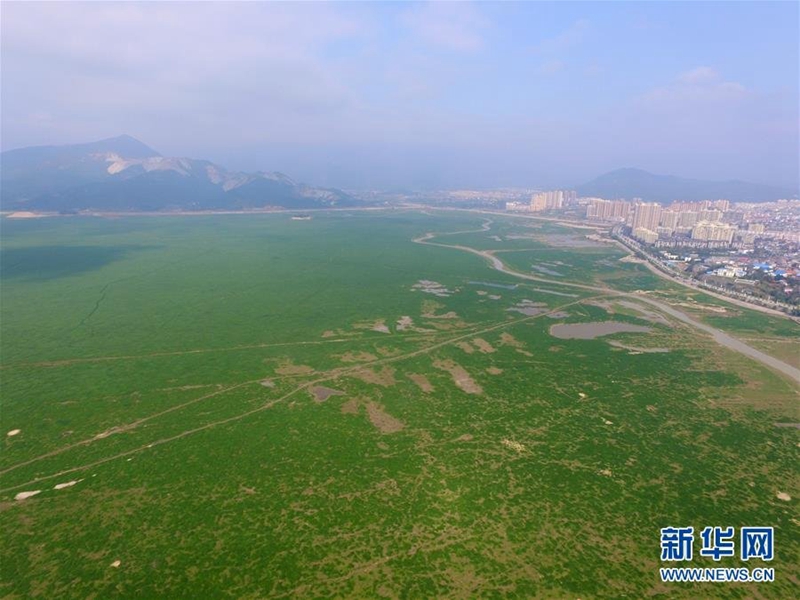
xmin=309 ymin=386 xmax=345 ymax=403
xmin=321 ymin=330 xmax=336 ymax=338
xmin=499 ymin=332 xmax=524 ymax=348
xmin=472 ymin=338 xmax=496 ymax=353
xmin=340 ymin=398 xmax=360 ymax=414
xmin=407 ymin=373 xmax=434 ymax=393
xmin=501 ymin=439 xmax=525 ymax=452
xmin=339 ymin=351 xmax=379 ymax=363
xmin=456 ymin=341 xmax=475 ymax=354
xmin=275 ymin=361 xmax=315 ymax=376
xmin=421 ymin=299 xmax=458 ymax=319
xmin=433 ymin=359 xmax=483 ymax=394
xmin=486 ymin=367 xmax=503 ymax=375
xmin=351 ymin=365 xmax=396 ymax=387
xmin=371 ymin=320 xmax=391 ymax=334
xmin=396 ymin=316 xmax=414 ymax=331
xmin=366 ymin=402 xmax=405 ymax=434
xmin=375 ymin=346 xmax=403 ymax=357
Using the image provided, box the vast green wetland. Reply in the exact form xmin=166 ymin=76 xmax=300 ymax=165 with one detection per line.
xmin=1 ymin=210 xmax=797 ymax=598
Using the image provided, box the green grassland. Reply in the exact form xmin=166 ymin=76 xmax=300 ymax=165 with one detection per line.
xmin=1 ymin=210 xmax=797 ymax=598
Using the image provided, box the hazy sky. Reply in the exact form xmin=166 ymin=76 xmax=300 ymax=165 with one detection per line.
xmin=2 ymin=1 xmax=798 ymax=190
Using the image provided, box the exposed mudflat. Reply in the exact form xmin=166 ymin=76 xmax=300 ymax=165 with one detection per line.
xmin=433 ymin=359 xmax=482 ymax=394
xmin=507 ymin=299 xmax=548 ymax=316
xmin=309 ymin=386 xmax=345 ymax=403
xmin=549 ymin=322 xmax=652 ymax=340
xmin=366 ymin=402 xmax=405 ymax=434
xmin=407 ymin=373 xmax=434 ymax=392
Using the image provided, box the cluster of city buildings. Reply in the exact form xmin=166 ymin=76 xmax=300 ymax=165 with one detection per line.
xmin=585 ymin=198 xmax=797 ymax=249
xmin=506 ymin=190 xmax=578 ymax=212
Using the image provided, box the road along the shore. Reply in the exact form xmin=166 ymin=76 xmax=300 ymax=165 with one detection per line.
xmin=414 ymin=230 xmax=800 ymax=384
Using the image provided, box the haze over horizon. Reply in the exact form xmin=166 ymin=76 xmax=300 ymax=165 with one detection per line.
xmin=2 ymin=1 xmax=798 ymax=191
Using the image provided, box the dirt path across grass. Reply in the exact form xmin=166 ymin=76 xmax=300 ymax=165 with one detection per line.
xmin=0 ymin=293 xmax=606 ymax=492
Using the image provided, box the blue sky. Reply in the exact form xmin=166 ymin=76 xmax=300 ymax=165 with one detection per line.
xmin=2 ymin=1 xmax=798 ymax=190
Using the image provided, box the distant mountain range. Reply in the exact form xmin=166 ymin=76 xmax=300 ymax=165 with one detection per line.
xmin=0 ymin=135 xmax=358 ymax=212
xmin=576 ymin=168 xmax=796 ymax=203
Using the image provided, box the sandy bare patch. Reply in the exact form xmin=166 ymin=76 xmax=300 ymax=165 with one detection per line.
xmin=777 ymin=492 xmax=792 ymax=501
xmin=486 ymin=367 xmax=504 ymax=375
xmin=434 ymin=359 xmax=482 ymax=394
xmin=472 ymin=338 xmax=496 ymax=353
xmin=6 ymin=429 xmax=20 ymax=437
xmin=599 ymin=469 xmax=613 ymax=477
xmin=488 ymin=294 xmax=502 ymax=300
xmin=456 ymin=341 xmax=475 ymax=354
xmin=309 ymin=386 xmax=345 ymax=403
xmin=407 ymin=373 xmax=434 ymax=393
xmin=259 ymin=379 xmax=276 ymax=388
xmin=608 ymin=341 xmax=669 ymax=354
xmin=366 ymin=402 xmax=405 ymax=434
xmin=456 ymin=433 xmax=474 ymax=442
xmin=502 ymin=439 xmax=525 ymax=452
xmin=14 ymin=491 xmax=41 ymax=501
xmin=371 ymin=320 xmax=391 ymax=334
xmin=549 ymin=322 xmax=651 ymax=340
xmin=352 ymin=365 xmax=396 ymax=387
xmin=321 ymin=330 xmax=337 ymax=338
xmin=339 ymin=351 xmax=379 ymax=363
xmin=396 ymin=316 xmax=414 ymax=331
xmin=110 ymin=560 xmax=121 ymax=568
xmin=499 ymin=332 xmax=524 ymax=348
xmin=547 ymin=311 xmax=570 ymax=319
xmin=412 ymin=280 xmax=454 ymax=297
xmin=619 ymin=255 xmax=645 ymax=264
xmin=476 ymin=290 xmax=488 ymax=296
xmin=340 ymin=397 xmax=360 ymax=414
xmin=578 ymin=392 xmax=587 ymax=399
xmin=275 ymin=361 xmax=315 ymax=376
xmin=507 ymin=299 xmax=548 ymax=316
xmin=54 ymin=480 xmax=82 ymax=490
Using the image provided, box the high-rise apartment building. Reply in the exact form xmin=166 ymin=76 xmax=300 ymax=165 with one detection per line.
xmin=632 ymin=202 xmax=662 ymax=231
xmin=660 ymin=210 xmax=680 ymax=231
xmin=698 ymin=209 xmax=722 ymax=222
xmin=691 ymin=221 xmax=736 ymax=243
xmin=531 ymin=190 xmax=566 ymax=211
xmin=678 ymin=211 xmax=699 ymax=228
